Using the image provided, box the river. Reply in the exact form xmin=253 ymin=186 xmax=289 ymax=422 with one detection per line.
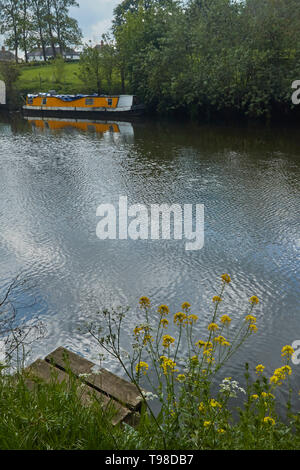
xmin=0 ymin=114 xmax=299 ymax=412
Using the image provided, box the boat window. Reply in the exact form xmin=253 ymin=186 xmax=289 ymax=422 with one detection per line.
xmin=85 ymin=98 xmax=94 ymax=106
xmin=107 ymin=98 xmax=113 ymax=106
xmin=42 ymin=97 xmax=47 ymax=105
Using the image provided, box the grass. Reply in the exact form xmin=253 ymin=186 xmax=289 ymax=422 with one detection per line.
xmin=0 ymin=367 xmax=299 ymax=450
xmin=17 ymin=62 xmax=125 ymax=96
xmin=17 ymin=62 xmax=83 ymax=96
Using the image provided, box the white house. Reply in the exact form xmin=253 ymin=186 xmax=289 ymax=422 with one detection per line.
xmin=0 ymin=80 xmax=6 ymax=105
xmin=28 ymin=47 xmax=80 ymax=62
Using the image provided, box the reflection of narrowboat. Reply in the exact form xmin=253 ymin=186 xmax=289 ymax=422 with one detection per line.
xmin=23 ymin=116 xmax=134 ymax=137
xmin=23 ymin=93 xmax=144 ymax=120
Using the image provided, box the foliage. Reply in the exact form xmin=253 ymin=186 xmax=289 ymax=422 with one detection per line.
xmin=85 ymin=274 xmax=300 ymax=450
xmin=111 ymin=0 xmax=300 ymax=120
xmin=0 ymin=0 xmax=82 ymax=63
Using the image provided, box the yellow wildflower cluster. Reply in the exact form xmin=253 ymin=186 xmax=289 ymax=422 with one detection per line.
xmin=187 ymin=314 xmax=199 ymax=325
xmin=245 ymin=314 xmax=257 ymax=324
xmin=281 ymin=345 xmax=294 ymax=358
xmin=221 ymin=273 xmax=231 ymax=284
xmin=221 ymin=315 xmax=232 ymax=325
xmin=256 ymin=364 xmax=265 ymax=374
xmin=160 ymin=356 xmax=178 ymax=375
xmin=210 ymin=399 xmax=222 ymax=408
xmin=212 ymin=296 xmax=222 ymax=303
xmin=182 ymin=302 xmax=191 ymax=311
xmin=174 ymin=312 xmax=188 ymax=325
xmin=162 ymin=335 xmax=175 ymax=348
xmin=160 ymin=318 xmax=169 ymax=328
xmin=176 ymin=374 xmax=186 ymax=383
xmin=214 ymin=336 xmax=230 ymax=347
xmin=270 ymin=365 xmax=292 ymax=386
xmin=249 ymin=296 xmax=259 ymax=304
xmin=135 ymin=361 xmax=149 ymax=375
xmin=208 ymin=323 xmax=219 ymax=332
xmin=158 ymin=304 xmax=169 ymax=316
xmin=249 ymin=324 xmax=258 ymax=333
xmin=263 ymin=417 xmax=275 ymax=426
xmin=198 ymin=402 xmax=205 ymax=414
xmin=139 ymin=296 xmax=150 ymax=307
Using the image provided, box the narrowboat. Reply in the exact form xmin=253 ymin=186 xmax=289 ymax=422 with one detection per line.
xmin=23 ymin=92 xmax=145 ymax=120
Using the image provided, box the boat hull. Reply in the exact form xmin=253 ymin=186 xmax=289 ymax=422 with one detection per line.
xmin=22 ymin=105 xmax=145 ymax=121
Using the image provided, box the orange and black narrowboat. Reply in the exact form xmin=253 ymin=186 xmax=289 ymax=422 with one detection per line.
xmin=23 ymin=92 xmax=145 ymax=120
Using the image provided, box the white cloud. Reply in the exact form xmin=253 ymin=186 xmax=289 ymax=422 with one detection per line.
xmin=71 ymin=0 xmax=120 ymax=43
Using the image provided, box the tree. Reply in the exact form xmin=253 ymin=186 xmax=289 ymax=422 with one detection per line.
xmin=79 ymin=45 xmax=103 ymax=95
xmin=0 ymin=0 xmax=21 ymax=63
xmin=19 ymin=0 xmax=33 ymax=63
xmin=31 ymin=0 xmax=49 ymax=61
xmin=51 ymin=0 xmax=82 ymax=54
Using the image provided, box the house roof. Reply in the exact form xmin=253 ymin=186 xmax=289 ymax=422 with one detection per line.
xmin=28 ymin=47 xmax=80 ymax=57
xmin=0 ymin=49 xmax=15 ymax=61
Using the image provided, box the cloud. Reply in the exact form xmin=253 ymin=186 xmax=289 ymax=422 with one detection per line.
xmin=71 ymin=0 xmax=120 ymax=43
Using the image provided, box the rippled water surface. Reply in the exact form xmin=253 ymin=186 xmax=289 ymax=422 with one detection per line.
xmin=0 ymin=114 xmax=299 ymax=407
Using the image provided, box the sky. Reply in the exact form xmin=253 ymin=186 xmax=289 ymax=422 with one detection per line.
xmin=0 ymin=0 xmax=120 ymax=50
xmin=70 ymin=0 xmax=121 ymax=45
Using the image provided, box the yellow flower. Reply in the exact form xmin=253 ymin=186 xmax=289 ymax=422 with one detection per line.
xmin=160 ymin=318 xmax=169 ymax=328
xmin=213 ymin=296 xmax=222 ymax=303
xmin=204 ymin=421 xmax=211 ymax=428
xmin=135 ymin=361 xmax=149 ymax=375
xmin=158 ymin=304 xmax=169 ymax=316
xmin=187 ymin=314 xmax=198 ymax=324
xmin=263 ymin=417 xmax=275 ymax=426
xmin=221 ymin=315 xmax=232 ymax=325
xmin=160 ymin=356 xmax=178 ymax=375
xmin=174 ymin=312 xmax=188 ymax=325
xmin=210 ymin=399 xmax=222 ymax=408
xmin=139 ymin=296 xmax=150 ymax=307
xmin=143 ymin=334 xmax=154 ymax=345
xmin=198 ymin=402 xmax=205 ymax=413
xmin=195 ymin=340 xmax=206 ymax=348
xmin=281 ymin=345 xmax=294 ymax=358
xmin=217 ymin=429 xmax=225 ymax=434
xmin=261 ymin=392 xmax=275 ymax=399
xmin=176 ymin=374 xmax=186 ymax=383
xmin=221 ymin=274 xmax=231 ymax=284
xmin=249 ymin=324 xmax=258 ymax=333
xmin=270 ymin=366 xmax=292 ymax=386
xmin=190 ymin=355 xmax=199 ymax=365
xmin=182 ymin=302 xmax=191 ymax=311
xmin=214 ymin=336 xmax=230 ymax=347
xmin=256 ymin=364 xmax=265 ymax=374
xmin=251 ymin=394 xmax=259 ymax=400
xmin=245 ymin=314 xmax=257 ymax=324
xmin=249 ymin=296 xmax=259 ymax=304
xmin=134 ymin=326 xmax=143 ymax=336
xmin=281 ymin=365 xmax=292 ymax=375
xmin=208 ymin=323 xmax=219 ymax=332
xmin=162 ymin=335 xmax=175 ymax=348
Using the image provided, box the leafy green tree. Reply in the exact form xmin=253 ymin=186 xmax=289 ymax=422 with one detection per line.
xmin=0 ymin=0 xmax=21 ymax=63
xmin=78 ymin=44 xmax=103 ymax=95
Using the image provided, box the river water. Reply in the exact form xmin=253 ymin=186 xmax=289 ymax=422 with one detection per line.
xmin=0 ymin=114 xmax=299 ymax=411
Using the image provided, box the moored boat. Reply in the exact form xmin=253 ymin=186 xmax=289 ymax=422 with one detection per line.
xmin=23 ymin=92 xmax=145 ymax=120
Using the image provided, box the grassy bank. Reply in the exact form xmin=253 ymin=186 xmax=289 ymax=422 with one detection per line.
xmin=0 ymin=367 xmax=299 ymax=450
xmin=17 ymin=63 xmax=83 ymax=96
xmin=1 ymin=274 xmax=300 ymax=450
